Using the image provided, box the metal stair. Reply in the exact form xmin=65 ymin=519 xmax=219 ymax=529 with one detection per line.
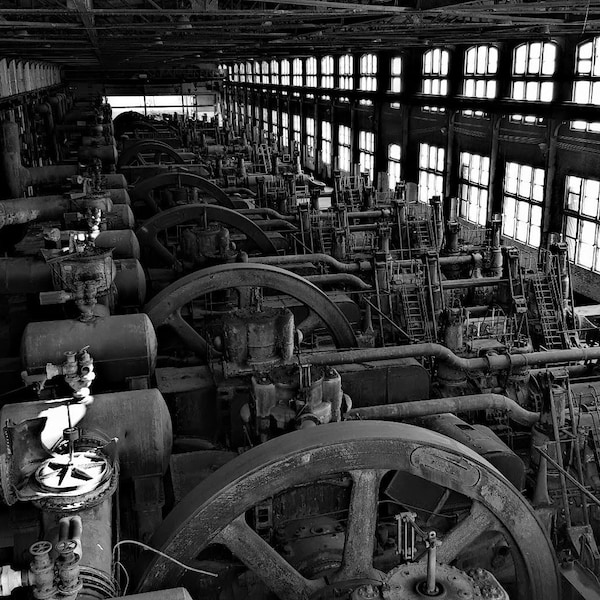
xmin=256 ymin=143 xmax=271 ymax=173
xmin=531 ymin=273 xmax=567 ymax=349
xmin=401 ymin=285 xmax=433 ymax=342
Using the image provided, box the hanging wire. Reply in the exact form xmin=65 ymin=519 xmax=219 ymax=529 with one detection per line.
xmin=112 ymin=540 xmax=218 ymax=578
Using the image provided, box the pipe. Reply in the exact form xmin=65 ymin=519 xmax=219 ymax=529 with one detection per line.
xmin=302 ymin=343 xmax=600 ymax=373
xmin=441 ymin=277 xmax=507 ymax=289
xmin=253 ymin=218 xmax=297 ymax=231
xmin=0 ymin=121 xmax=27 ymax=198
xmin=346 ymin=209 xmax=391 ymax=219
xmin=249 ymin=253 xmax=373 ymax=273
xmin=222 ymin=187 xmax=258 ymax=198
xmin=240 ymin=207 xmax=295 ymax=221
xmin=305 ymin=274 xmax=372 ymax=290
xmin=109 ymin=590 xmax=193 ymax=600
xmin=346 ymin=393 xmax=540 ymax=426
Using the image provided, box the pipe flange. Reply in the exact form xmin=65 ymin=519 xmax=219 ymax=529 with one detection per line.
xmin=386 ymin=562 xmax=481 ymax=599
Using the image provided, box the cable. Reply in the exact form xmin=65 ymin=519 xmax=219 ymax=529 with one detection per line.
xmin=113 ymin=561 xmax=130 ymax=597
xmin=112 ymin=540 xmax=218 ymax=578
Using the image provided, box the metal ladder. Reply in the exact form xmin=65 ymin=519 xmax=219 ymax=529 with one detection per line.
xmin=401 ymin=285 xmax=433 ymax=342
xmin=256 ymin=143 xmax=271 ymax=173
xmin=531 ymin=273 xmax=567 ymax=349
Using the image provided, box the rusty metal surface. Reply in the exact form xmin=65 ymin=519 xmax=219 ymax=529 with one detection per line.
xmin=1 ymin=388 xmax=172 ymax=480
xmin=134 ymin=421 xmax=560 ymax=599
xmin=131 ymin=172 xmax=235 ymax=211
xmin=143 ymin=263 xmax=358 ymax=353
xmin=21 ymin=313 xmax=157 ymax=386
xmin=136 ymin=204 xmax=277 ymax=267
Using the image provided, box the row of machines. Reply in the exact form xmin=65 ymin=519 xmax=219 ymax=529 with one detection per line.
xmin=0 ymin=99 xmax=599 ymax=600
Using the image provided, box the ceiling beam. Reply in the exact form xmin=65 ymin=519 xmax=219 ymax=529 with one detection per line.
xmin=67 ymin=0 xmax=102 ymax=64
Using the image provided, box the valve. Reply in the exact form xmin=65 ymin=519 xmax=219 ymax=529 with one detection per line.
xmin=29 ymin=541 xmax=57 ymax=600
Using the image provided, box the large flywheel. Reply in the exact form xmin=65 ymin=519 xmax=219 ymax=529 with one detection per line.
xmin=144 ymin=262 xmax=358 ymax=357
xmin=136 ymin=204 xmax=278 ymax=267
xmin=131 ymin=172 xmax=236 ymax=212
xmin=133 ymin=421 xmax=560 ymax=600
xmin=117 ymin=139 xmax=189 ymax=169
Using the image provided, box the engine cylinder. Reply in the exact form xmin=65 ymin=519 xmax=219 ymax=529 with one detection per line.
xmin=21 ymin=313 xmax=157 ymax=387
xmin=95 ymin=229 xmax=140 ymax=259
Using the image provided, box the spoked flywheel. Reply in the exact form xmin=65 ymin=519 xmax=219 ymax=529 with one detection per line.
xmin=133 ymin=421 xmax=560 ymax=600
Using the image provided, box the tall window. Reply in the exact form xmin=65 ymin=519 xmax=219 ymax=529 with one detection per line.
xmin=359 ymin=130 xmax=375 ymax=183
xmin=322 ymin=55 xmax=334 ymax=88
xmin=262 ymin=108 xmax=269 ymax=133
xmin=511 ymin=41 xmax=556 ymax=122
xmin=306 ymin=117 xmax=315 ymax=161
xmin=281 ymin=112 xmax=289 ymax=151
xmin=246 ymin=61 xmax=253 ymax=83
xmin=359 ymin=53 xmax=377 ymax=91
xmin=565 ymin=175 xmax=600 ymax=271
xmin=390 ymin=56 xmax=402 ymax=93
xmin=239 ymin=62 xmax=246 ymax=83
xmin=261 ymin=61 xmax=269 ymax=85
xmin=502 ymin=161 xmax=544 ymax=247
xmin=338 ymin=125 xmax=352 ymax=174
xmin=232 ymin=63 xmax=240 ymax=82
xmin=321 ymin=121 xmax=332 ymax=167
xmin=281 ymin=59 xmax=290 ymax=86
xmin=271 ymin=109 xmax=278 ymax=141
xmin=388 ymin=144 xmax=402 ymax=190
xmin=293 ymin=58 xmax=303 ymax=87
xmin=339 ymin=54 xmax=354 ymax=90
xmin=463 ymin=45 xmax=498 ymax=99
xmin=458 ymin=152 xmax=490 ymax=226
xmin=418 ymin=143 xmax=445 ymax=203
xmin=254 ymin=61 xmax=261 ymax=84
xmin=572 ymin=37 xmax=600 ymax=132
xmin=270 ymin=60 xmax=279 ymax=85
xmin=292 ymin=114 xmax=301 ymax=146
xmin=422 ymin=48 xmax=449 ymax=96
xmin=306 ymin=57 xmax=317 ymax=88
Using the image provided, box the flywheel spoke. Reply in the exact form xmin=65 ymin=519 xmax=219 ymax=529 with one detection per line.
xmin=296 ymin=311 xmax=324 ymax=339
xmin=166 ymin=308 xmax=215 ymax=357
xmin=146 ymin=233 xmax=178 ymax=267
xmin=335 ymin=468 xmax=387 ymax=581
xmin=215 ymin=515 xmax=325 ymax=600
xmin=428 ymin=501 xmax=497 ymax=564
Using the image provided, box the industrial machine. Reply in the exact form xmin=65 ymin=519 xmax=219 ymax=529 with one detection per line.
xmin=1 ymin=100 xmax=600 ymax=600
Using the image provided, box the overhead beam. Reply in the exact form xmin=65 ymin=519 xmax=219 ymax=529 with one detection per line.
xmin=67 ymin=0 xmax=102 ymax=64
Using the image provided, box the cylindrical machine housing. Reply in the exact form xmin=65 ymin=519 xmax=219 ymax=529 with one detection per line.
xmin=0 ymin=195 xmax=113 ymax=228
xmin=0 ymin=257 xmax=145 ymax=305
xmin=25 ymin=167 xmax=126 ymax=190
xmin=95 ymin=229 xmax=140 ymax=259
xmin=78 ymin=145 xmax=118 ymax=166
xmin=21 ymin=313 xmax=157 ymax=387
xmin=1 ymin=388 xmax=171 ymax=480
xmin=114 ymin=259 xmax=146 ymax=306
xmin=105 ymin=204 xmax=135 ymax=230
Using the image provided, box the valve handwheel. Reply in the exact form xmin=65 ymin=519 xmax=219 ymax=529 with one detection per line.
xmin=134 ymin=421 xmax=560 ymax=599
